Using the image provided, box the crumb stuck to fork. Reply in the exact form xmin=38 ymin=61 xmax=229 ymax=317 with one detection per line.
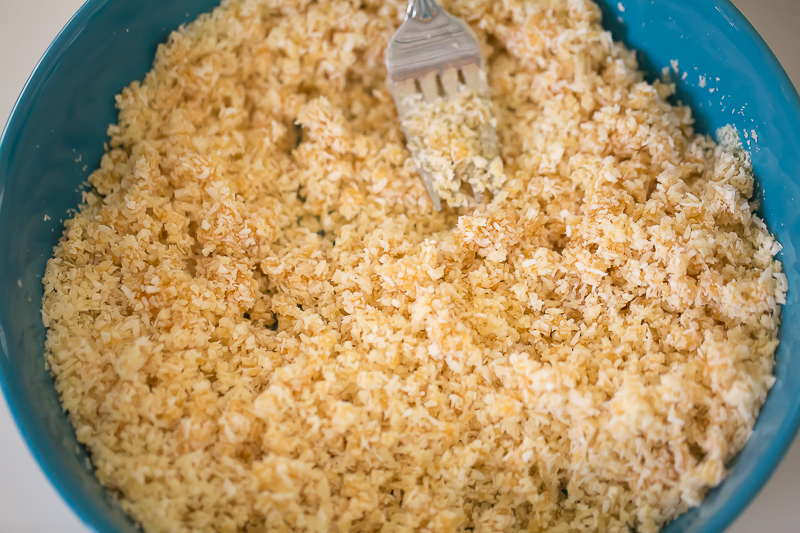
xmin=401 ymin=87 xmax=505 ymax=207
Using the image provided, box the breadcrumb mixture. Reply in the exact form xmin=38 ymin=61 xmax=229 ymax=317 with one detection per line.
xmin=41 ymin=0 xmax=787 ymax=532
xmin=401 ymin=88 xmax=506 ymax=207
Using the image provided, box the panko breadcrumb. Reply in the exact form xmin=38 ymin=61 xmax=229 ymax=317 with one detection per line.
xmin=41 ymin=0 xmax=786 ymax=532
xmin=401 ymin=87 xmax=506 ymax=207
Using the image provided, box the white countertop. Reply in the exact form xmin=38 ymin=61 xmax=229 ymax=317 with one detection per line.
xmin=1 ymin=0 xmax=798 ymax=531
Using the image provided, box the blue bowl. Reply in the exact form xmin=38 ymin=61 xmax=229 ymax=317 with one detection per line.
xmin=1 ymin=1 xmax=798 ymax=531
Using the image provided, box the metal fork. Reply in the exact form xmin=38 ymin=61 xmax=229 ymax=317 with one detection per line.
xmin=385 ymin=0 xmax=498 ymax=211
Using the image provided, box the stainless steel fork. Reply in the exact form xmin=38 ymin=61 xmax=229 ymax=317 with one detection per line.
xmin=385 ymin=0 xmax=497 ymax=210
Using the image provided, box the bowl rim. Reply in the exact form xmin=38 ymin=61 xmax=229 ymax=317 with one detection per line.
xmin=1 ymin=1 xmax=799 ymax=532
xmin=0 ymin=5 xmax=123 ymax=533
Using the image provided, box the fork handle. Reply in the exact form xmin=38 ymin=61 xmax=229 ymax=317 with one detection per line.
xmin=407 ymin=0 xmax=442 ymax=22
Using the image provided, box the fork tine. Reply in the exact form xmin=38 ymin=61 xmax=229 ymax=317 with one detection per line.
xmin=391 ymin=79 xmax=418 ymax=116
xmin=419 ymin=71 xmax=440 ymax=102
xmin=441 ymin=68 xmax=460 ymax=98
xmin=462 ymin=63 xmax=489 ymax=94
xmin=481 ymin=124 xmax=499 ymax=160
xmin=417 ymin=168 xmax=443 ymax=211
xmin=471 ymin=187 xmax=483 ymax=204
xmin=468 ymin=173 xmax=483 ymax=203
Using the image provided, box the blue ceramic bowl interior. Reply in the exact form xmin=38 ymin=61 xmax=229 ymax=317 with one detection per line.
xmin=1 ymin=1 xmax=799 ymax=532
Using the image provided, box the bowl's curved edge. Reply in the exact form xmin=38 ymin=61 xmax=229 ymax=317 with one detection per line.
xmin=672 ymin=3 xmax=800 ymax=531
xmin=0 ymin=1 xmax=118 ymax=532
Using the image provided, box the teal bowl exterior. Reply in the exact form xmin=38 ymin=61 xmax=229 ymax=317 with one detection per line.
xmin=0 ymin=1 xmax=798 ymax=532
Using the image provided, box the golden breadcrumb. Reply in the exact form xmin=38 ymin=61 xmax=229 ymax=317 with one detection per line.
xmin=401 ymin=87 xmax=505 ymax=207
xmin=41 ymin=0 xmax=786 ymax=532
